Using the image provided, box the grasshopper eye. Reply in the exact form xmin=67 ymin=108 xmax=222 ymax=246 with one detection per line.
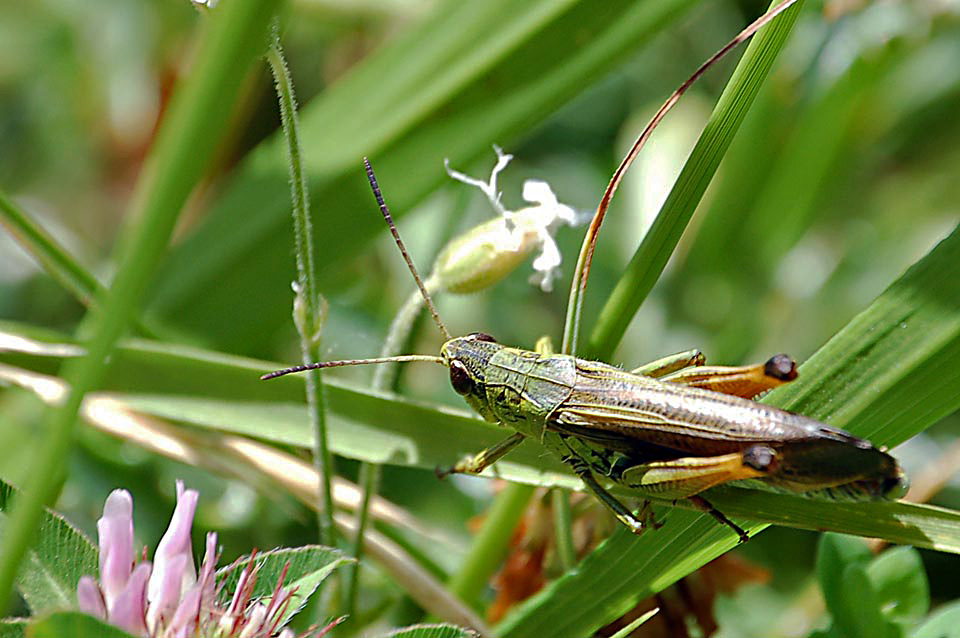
xmin=468 ymin=332 xmax=497 ymax=343
xmin=449 ymin=360 xmax=475 ymax=395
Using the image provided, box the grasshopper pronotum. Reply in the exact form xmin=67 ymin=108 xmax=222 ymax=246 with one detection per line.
xmin=262 ymin=0 xmax=907 ymax=542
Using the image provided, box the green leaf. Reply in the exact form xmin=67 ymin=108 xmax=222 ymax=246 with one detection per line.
xmin=835 ymin=564 xmax=901 ymax=638
xmin=817 ymin=533 xmax=874 ymax=631
xmin=0 ymin=619 xmax=26 ymax=638
xmin=0 ymin=479 xmax=97 ymax=615
xmin=912 ymin=600 xmax=960 ymax=638
xmin=215 ymin=546 xmax=349 ymax=627
xmin=378 ymin=624 xmax=479 ymax=638
xmin=867 ymin=547 xmax=930 ymax=626
xmin=816 ymin=535 xmax=899 ymax=638
xmin=25 ymin=612 xmax=136 ymax=638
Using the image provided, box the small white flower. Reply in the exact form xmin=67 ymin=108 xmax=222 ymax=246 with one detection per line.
xmin=443 ymin=147 xmax=583 ymax=292
xmin=444 ymin=146 xmax=514 ymax=217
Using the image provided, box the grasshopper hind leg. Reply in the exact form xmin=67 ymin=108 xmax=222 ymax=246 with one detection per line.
xmin=687 ymin=494 xmax=750 ymax=543
xmin=660 ymin=354 xmax=798 ymax=399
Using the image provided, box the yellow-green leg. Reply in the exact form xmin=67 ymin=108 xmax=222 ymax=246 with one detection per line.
xmin=437 ymin=432 xmax=526 ymax=478
xmin=631 ymin=349 xmax=705 ymax=377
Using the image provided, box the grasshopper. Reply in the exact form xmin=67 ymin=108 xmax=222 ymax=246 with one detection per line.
xmin=262 ymin=160 xmax=907 ymax=543
xmin=262 ymin=0 xmax=907 ymax=542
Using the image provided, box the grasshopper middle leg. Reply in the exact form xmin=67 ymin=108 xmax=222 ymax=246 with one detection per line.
xmin=556 ymin=435 xmax=657 ymax=534
xmin=631 ymin=349 xmax=705 ymax=378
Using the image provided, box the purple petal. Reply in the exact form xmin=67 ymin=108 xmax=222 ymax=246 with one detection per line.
xmin=196 ymin=532 xmax=218 ymax=613
xmin=224 ymin=562 xmax=252 ymax=619
xmin=168 ymin=583 xmax=201 ymax=636
xmin=77 ymin=576 xmax=106 ymax=619
xmin=148 ymin=481 xmax=198 ymax=606
xmin=107 ymin=561 xmax=151 ymax=637
xmin=240 ymin=602 xmax=267 ymax=636
xmin=97 ymin=489 xmax=134 ymax=608
xmin=146 ymin=553 xmax=189 ymax=633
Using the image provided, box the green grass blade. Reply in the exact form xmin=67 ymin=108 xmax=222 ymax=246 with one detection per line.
xmin=0 ymin=189 xmax=102 ymax=309
xmin=585 ymin=0 xmax=804 ymax=361
xmin=0 ymin=0 xmax=281 ymax=604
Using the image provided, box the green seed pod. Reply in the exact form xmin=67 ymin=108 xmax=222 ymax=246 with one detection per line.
xmin=431 ymin=211 xmax=543 ymax=294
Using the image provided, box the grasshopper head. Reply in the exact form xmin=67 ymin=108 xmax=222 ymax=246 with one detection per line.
xmin=440 ymin=332 xmax=502 ymax=422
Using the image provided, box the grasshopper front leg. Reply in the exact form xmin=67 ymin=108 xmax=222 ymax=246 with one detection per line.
xmin=437 ymin=431 xmax=526 ymax=478
xmin=437 ymin=335 xmax=558 ymax=478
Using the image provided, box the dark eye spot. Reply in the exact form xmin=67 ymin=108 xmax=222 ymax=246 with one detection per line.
xmin=743 ymin=445 xmax=777 ymax=473
xmin=449 ymin=360 xmax=475 ymax=395
xmin=764 ymin=354 xmax=797 ymax=381
xmin=468 ymin=332 xmax=497 ymax=343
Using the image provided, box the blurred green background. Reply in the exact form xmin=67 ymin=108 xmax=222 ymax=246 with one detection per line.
xmin=1 ymin=0 xmax=959 ymax=635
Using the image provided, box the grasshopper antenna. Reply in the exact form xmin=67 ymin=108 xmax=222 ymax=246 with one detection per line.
xmin=364 ymin=157 xmax=452 ymax=341
xmin=261 ymin=354 xmax=446 ymax=380
xmin=260 ymin=161 xmax=451 ymax=382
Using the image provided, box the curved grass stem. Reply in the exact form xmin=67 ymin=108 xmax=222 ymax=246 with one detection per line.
xmin=266 ymin=37 xmax=336 ymax=547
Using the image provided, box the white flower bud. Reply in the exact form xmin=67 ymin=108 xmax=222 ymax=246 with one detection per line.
xmin=436 ymin=147 xmax=582 ymax=293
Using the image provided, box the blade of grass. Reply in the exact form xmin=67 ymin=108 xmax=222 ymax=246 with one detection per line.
xmin=0 ymin=0 xmax=280 ymax=604
xmin=0 ymin=190 xmax=102 ymax=309
xmin=585 ymin=0 xmax=805 ymax=361
xmin=562 ymin=0 xmax=802 ymax=356
xmin=0 ymin=189 xmax=161 ymax=339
